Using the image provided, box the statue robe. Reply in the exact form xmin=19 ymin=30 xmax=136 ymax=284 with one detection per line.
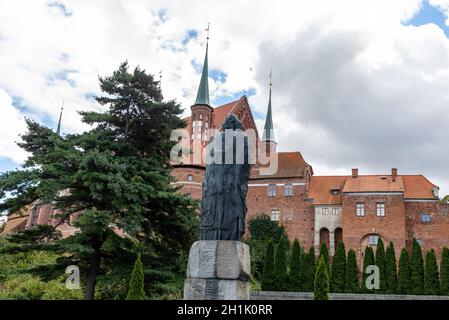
xmin=200 ymin=128 xmax=250 ymax=241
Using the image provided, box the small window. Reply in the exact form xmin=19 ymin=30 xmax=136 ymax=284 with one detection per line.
xmin=377 ymin=203 xmax=385 ymax=217
xmin=199 ymin=114 xmax=203 ymax=120
xmin=284 ymin=184 xmax=293 ymax=197
xmin=268 ymin=184 xmax=276 ymax=197
xmin=416 ymin=239 xmax=423 ymax=245
xmin=332 ymin=208 xmax=338 ymax=215
xmin=271 ymin=209 xmax=280 ymax=222
xmin=356 ymin=203 xmax=365 ymax=216
xmin=369 ymin=235 xmax=379 ymax=246
xmin=421 ymin=213 xmax=432 ymax=223
xmin=322 ymin=208 xmax=329 ymax=215
xmin=187 ymin=174 xmax=193 ymax=182
xmin=331 ymin=190 xmax=339 ymax=195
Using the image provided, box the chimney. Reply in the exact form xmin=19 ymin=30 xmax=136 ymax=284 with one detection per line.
xmin=352 ymin=168 xmax=358 ymax=178
xmin=392 ymin=168 xmax=398 ymax=181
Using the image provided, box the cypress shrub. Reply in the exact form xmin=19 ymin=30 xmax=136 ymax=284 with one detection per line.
xmin=289 ymin=239 xmax=302 ymax=292
xmin=330 ymin=241 xmax=346 ymax=293
xmin=362 ymin=246 xmax=375 ymax=293
xmin=385 ymin=242 xmax=398 ymax=294
xmin=273 ymin=235 xmax=288 ymax=291
xmin=440 ymin=247 xmax=449 ymax=296
xmin=375 ymin=238 xmax=387 ymax=293
xmin=424 ymin=249 xmax=440 ymax=295
xmin=126 ymin=254 xmax=145 ymax=300
xmin=398 ymin=248 xmax=411 ymax=294
xmin=345 ymin=249 xmax=359 ymax=293
xmin=314 ymin=256 xmax=329 ymax=300
xmin=261 ymin=240 xmax=275 ymax=291
xmin=301 ymin=247 xmax=316 ymax=292
xmin=411 ymin=239 xmax=424 ymax=295
xmin=319 ymin=241 xmax=330 ymax=274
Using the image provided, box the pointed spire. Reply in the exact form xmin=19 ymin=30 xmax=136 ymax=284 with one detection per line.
xmin=194 ymin=23 xmax=210 ymax=106
xmin=262 ymin=70 xmax=275 ymax=141
xmin=56 ymin=101 xmax=64 ymax=136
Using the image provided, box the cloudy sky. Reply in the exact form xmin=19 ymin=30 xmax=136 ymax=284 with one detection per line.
xmin=1 ymin=0 xmax=449 ymax=195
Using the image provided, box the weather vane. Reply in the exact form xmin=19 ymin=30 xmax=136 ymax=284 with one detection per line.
xmin=206 ymin=22 xmax=210 ymax=41
xmin=159 ymin=68 xmax=162 ymax=90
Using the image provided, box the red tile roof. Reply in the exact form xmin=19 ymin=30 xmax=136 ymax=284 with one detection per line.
xmin=343 ymin=175 xmax=404 ymax=193
xmin=309 ymin=176 xmax=347 ymax=205
xmin=402 ymin=175 xmax=438 ymax=199
xmin=213 ymin=100 xmax=239 ymax=128
xmin=308 ymin=174 xmax=438 ymax=204
xmin=250 ymin=151 xmax=311 ymax=179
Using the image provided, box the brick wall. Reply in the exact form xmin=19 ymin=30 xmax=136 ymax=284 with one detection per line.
xmin=406 ymin=201 xmax=449 ymax=258
xmin=246 ymin=178 xmax=315 ymax=249
xmin=342 ymin=194 xmax=407 ymax=264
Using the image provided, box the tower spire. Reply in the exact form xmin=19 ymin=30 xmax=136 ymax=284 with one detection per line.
xmin=262 ymin=70 xmax=275 ymax=142
xmin=56 ymin=101 xmax=64 ymax=136
xmin=194 ymin=23 xmax=210 ymax=106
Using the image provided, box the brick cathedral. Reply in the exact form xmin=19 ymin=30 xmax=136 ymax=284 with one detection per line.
xmin=3 ymin=40 xmax=449 ymax=264
xmin=171 ymin=40 xmax=449 ymax=264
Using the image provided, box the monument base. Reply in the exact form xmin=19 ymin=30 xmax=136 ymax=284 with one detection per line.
xmin=183 ymin=240 xmax=250 ymax=300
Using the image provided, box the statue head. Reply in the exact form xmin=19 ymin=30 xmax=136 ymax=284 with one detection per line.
xmin=222 ymin=114 xmax=243 ymax=131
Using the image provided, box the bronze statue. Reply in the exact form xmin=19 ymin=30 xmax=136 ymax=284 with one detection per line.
xmin=200 ymin=114 xmax=250 ymax=241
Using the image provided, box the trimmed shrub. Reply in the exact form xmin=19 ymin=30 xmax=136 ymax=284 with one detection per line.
xmin=261 ymin=240 xmax=275 ymax=291
xmin=398 ymin=248 xmax=411 ymax=294
xmin=330 ymin=241 xmax=346 ymax=293
xmin=314 ymin=256 xmax=329 ymax=300
xmin=345 ymin=249 xmax=359 ymax=293
xmin=424 ymin=249 xmax=440 ymax=295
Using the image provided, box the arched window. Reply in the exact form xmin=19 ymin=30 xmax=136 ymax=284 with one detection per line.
xmin=319 ymin=228 xmax=330 ymax=249
xmin=335 ymin=228 xmax=343 ymax=247
xmin=187 ymin=174 xmax=193 ymax=182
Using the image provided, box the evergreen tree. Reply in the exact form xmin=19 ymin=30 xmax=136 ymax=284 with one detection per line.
xmin=0 ymin=62 xmax=199 ymax=299
xmin=385 ymin=242 xmax=398 ymax=294
xmin=289 ymin=239 xmax=302 ymax=292
xmin=273 ymin=236 xmax=288 ymax=291
xmin=126 ymin=254 xmax=145 ymax=300
xmin=314 ymin=256 xmax=329 ymax=300
xmin=362 ymin=246 xmax=375 ymax=293
xmin=411 ymin=239 xmax=424 ymax=295
xmin=375 ymin=238 xmax=387 ymax=293
xmin=440 ymin=247 xmax=449 ymax=296
xmin=330 ymin=241 xmax=346 ymax=293
xmin=398 ymin=248 xmax=411 ymax=294
xmin=300 ymin=247 xmax=316 ymax=292
xmin=424 ymin=249 xmax=440 ymax=295
xmin=345 ymin=249 xmax=359 ymax=293
xmin=319 ymin=241 xmax=330 ymax=274
xmin=261 ymin=240 xmax=275 ymax=291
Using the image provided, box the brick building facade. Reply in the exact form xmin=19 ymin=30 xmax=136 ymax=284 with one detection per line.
xmin=3 ymin=39 xmax=449 ymax=266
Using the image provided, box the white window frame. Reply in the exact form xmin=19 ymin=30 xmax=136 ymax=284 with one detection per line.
xmin=268 ymin=184 xmax=276 ymax=197
xmin=322 ymin=208 xmax=329 ymax=215
xmin=356 ymin=203 xmax=365 ymax=216
xmin=376 ymin=203 xmax=385 ymax=217
xmin=284 ymin=184 xmax=293 ymax=197
xmin=271 ymin=209 xmax=280 ymax=222
xmin=332 ymin=208 xmax=338 ymax=215
xmin=369 ymin=235 xmax=379 ymax=246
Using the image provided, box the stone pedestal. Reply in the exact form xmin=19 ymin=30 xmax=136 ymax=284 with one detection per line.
xmin=183 ymin=240 xmax=250 ymax=300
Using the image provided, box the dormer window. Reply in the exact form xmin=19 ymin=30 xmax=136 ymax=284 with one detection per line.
xmin=331 ymin=188 xmax=339 ymax=195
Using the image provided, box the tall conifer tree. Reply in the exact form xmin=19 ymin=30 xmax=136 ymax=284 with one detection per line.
xmin=398 ymin=248 xmax=411 ymax=294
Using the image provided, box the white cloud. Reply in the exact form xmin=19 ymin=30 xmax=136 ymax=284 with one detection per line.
xmin=1 ymin=0 xmax=449 ymax=194
xmin=0 ymin=89 xmax=28 ymax=163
